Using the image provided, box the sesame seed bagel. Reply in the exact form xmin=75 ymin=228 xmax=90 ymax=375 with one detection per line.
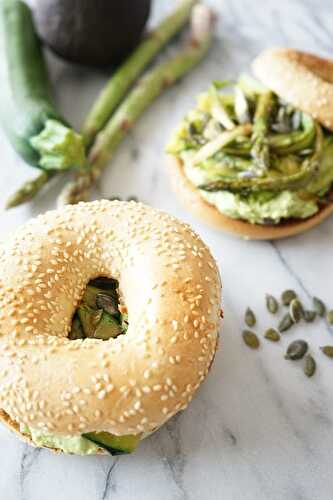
xmin=0 ymin=200 xmax=221 ymax=443
xmin=253 ymin=48 xmax=333 ymax=132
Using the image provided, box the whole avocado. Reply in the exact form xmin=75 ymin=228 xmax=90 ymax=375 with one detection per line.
xmin=33 ymin=0 xmax=151 ymax=67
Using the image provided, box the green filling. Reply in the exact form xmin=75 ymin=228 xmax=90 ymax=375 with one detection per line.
xmin=167 ymin=78 xmax=333 ymax=224
xmin=69 ymin=278 xmax=127 ymax=341
xmin=30 ymin=119 xmax=86 ymax=171
xmin=23 ymin=426 xmax=100 ymax=455
xmin=23 ymin=427 xmax=140 ymax=456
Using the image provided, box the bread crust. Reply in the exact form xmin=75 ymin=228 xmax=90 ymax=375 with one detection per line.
xmin=168 ymin=156 xmax=333 ymax=240
xmin=0 ymin=201 xmax=221 ymax=441
xmin=253 ymin=48 xmax=333 ymax=131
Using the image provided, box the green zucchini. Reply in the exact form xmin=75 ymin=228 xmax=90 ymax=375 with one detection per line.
xmin=83 ymin=431 xmax=141 ymax=455
xmin=0 ymin=0 xmax=86 ymax=171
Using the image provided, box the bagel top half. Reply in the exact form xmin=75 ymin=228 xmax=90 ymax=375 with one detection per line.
xmin=0 ymin=200 xmax=221 ymax=437
xmin=253 ymin=48 xmax=333 ymax=132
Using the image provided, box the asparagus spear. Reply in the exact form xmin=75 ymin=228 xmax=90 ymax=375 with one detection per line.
xmin=59 ymin=4 xmax=215 ymax=206
xmin=251 ymin=91 xmax=275 ymax=174
xmin=199 ymin=124 xmax=323 ymax=194
xmin=6 ymin=171 xmax=55 ymax=209
xmin=222 ymin=113 xmax=316 ymax=157
xmin=6 ymin=0 xmax=198 ymax=209
xmin=82 ymin=0 xmax=198 ymax=147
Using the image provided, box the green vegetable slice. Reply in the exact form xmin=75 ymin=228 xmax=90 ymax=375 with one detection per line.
xmin=83 ymin=432 xmax=140 ymax=455
xmin=198 ymin=124 xmax=323 ymax=194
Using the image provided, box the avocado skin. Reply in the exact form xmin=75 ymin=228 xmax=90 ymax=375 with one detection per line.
xmin=33 ymin=0 xmax=151 ymax=67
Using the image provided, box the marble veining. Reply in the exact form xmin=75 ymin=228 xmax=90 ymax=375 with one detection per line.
xmin=1 ymin=0 xmax=333 ymax=499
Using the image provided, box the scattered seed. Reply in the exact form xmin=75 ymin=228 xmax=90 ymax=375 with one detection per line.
xmin=303 ymin=310 xmax=316 ymax=323
xmin=313 ymin=297 xmax=326 ymax=317
xmin=289 ymin=298 xmax=303 ymax=323
xmin=245 ymin=307 xmax=256 ymax=327
xmin=242 ymin=330 xmax=260 ymax=349
xmin=264 ymin=328 xmax=280 ymax=342
xmin=281 ymin=290 xmax=297 ymax=306
xmin=96 ymin=293 xmax=119 ymax=316
xmin=285 ymin=340 xmax=308 ymax=360
xmin=304 ymin=354 xmax=316 ymax=377
xmin=278 ymin=313 xmax=294 ymax=333
xmin=320 ymin=346 xmax=333 ymax=358
xmin=327 ymin=310 xmax=333 ymax=325
xmin=266 ymin=294 xmax=279 ymax=314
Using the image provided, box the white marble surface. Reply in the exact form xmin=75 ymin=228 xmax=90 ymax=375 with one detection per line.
xmin=1 ymin=1 xmax=333 ymax=499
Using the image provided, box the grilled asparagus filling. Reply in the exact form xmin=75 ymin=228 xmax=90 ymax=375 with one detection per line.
xmin=167 ymin=76 xmax=333 ymax=224
xmin=69 ymin=277 xmax=128 ymax=341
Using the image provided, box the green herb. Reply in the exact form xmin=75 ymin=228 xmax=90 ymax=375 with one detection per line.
xmin=266 ymin=294 xmax=279 ymax=314
xmin=320 ymin=346 xmax=333 ymax=358
xmin=289 ymin=298 xmax=303 ymax=323
xmin=303 ymin=310 xmax=316 ymax=323
xmin=313 ymin=297 xmax=326 ymax=317
xmin=278 ymin=313 xmax=294 ymax=333
xmin=264 ymin=328 xmax=280 ymax=342
xmin=304 ymin=354 xmax=316 ymax=377
xmin=245 ymin=307 xmax=256 ymax=327
xmin=281 ymin=290 xmax=297 ymax=306
xmin=285 ymin=340 xmax=308 ymax=360
xmin=242 ymin=330 xmax=260 ymax=349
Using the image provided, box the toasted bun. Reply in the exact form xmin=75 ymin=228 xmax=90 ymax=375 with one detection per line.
xmin=0 ymin=201 xmax=221 ymax=445
xmin=253 ymin=48 xmax=333 ymax=132
xmin=169 ymin=156 xmax=333 ymax=240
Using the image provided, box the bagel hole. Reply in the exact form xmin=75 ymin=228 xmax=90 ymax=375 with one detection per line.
xmin=68 ymin=277 xmax=128 ymax=341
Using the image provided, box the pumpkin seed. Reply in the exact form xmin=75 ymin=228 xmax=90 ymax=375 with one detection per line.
xmin=242 ymin=330 xmax=260 ymax=349
xmin=327 ymin=310 xmax=333 ymax=325
xmin=289 ymin=298 xmax=303 ymax=323
xmin=245 ymin=307 xmax=256 ymax=327
xmin=278 ymin=313 xmax=294 ymax=333
xmin=304 ymin=354 xmax=316 ymax=377
xmin=264 ymin=328 xmax=280 ymax=342
xmin=285 ymin=340 xmax=308 ymax=360
xmin=320 ymin=345 xmax=333 ymax=358
xmin=96 ymin=292 xmax=119 ymax=316
xmin=313 ymin=297 xmax=326 ymax=317
xmin=303 ymin=310 xmax=316 ymax=323
xmin=266 ymin=294 xmax=278 ymax=314
xmin=281 ymin=289 xmax=297 ymax=306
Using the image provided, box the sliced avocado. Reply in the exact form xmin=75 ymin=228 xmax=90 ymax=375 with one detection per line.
xmin=94 ymin=311 xmax=122 ymax=340
xmin=82 ymin=431 xmax=140 ymax=455
xmin=78 ymin=305 xmax=103 ymax=338
xmin=68 ymin=314 xmax=85 ymax=340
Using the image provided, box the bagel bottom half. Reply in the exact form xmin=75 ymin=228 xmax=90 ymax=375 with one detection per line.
xmin=169 ymin=157 xmax=333 ymax=240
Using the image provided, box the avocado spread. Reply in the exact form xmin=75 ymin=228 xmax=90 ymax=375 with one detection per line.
xmin=167 ymin=76 xmax=333 ymax=224
xmin=22 ymin=426 xmax=141 ymax=456
xmin=23 ymin=426 xmax=100 ymax=455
